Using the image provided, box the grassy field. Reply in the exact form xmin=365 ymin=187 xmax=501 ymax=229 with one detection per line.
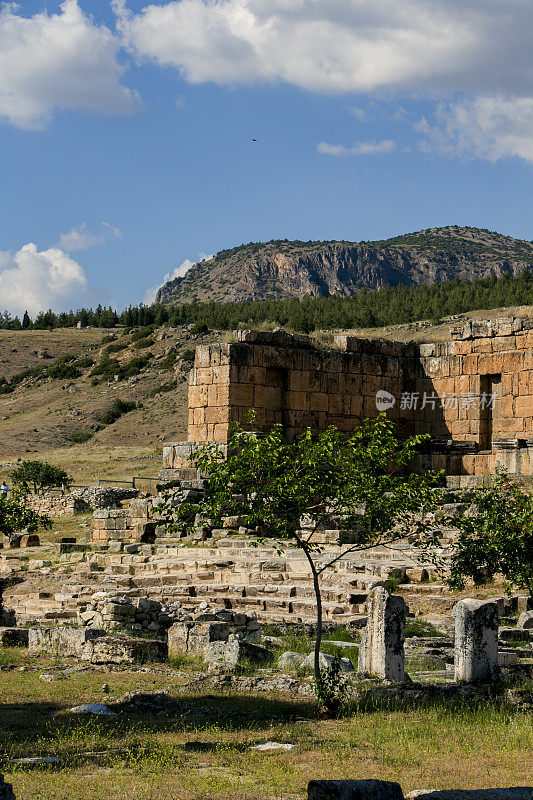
xmin=0 ymin=649 xmax=532 ymax=800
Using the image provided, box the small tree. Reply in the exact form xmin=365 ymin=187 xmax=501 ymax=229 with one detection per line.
xmin=11 ymin=461 xmax=71 ymax=494
xmin=0 ymin=490 xmax=52 ymax=542
xmin=160 ymin=414 xmax=444 ymax=709
xmin=449 ymin=472 xmax=533 ymax=598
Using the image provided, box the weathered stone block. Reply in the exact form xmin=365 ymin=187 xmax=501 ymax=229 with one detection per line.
xmin=453 ymin=599 xmax=498 ymax=683
xmin=358 ymin=587 xmax=406 ymax=681
xmin=308 ymin=780 xmax=404 ymax=800
xmin=28 ymin=627 xmax=105 ymax=657
xmin=82 ymin=635 xmax=167 ymax=664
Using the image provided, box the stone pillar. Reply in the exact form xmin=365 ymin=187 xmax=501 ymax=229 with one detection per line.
xmin=358 ymin=587 xmax=407 ymax=681
xmin=453 ymin=599 xmax=498 ymax=683
xmin=0 ymin=775 xmax=15 ymax=800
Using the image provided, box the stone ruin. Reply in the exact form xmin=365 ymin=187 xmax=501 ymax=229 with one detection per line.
xmin=163 ymin=320 xmax=533 ymax=487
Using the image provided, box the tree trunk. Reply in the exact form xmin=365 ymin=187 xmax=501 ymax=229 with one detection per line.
xmin=302 ymin=545 xmax=324 ymax=699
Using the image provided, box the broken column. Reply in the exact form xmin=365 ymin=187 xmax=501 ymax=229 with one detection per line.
xmin=357 ymin=587 xmax=407 ymax=681
xmin=453 ymin=599 xmax=498 ymax=683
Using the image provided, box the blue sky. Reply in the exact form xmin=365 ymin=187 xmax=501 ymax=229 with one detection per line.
xmin=0 ymin=0 xmax=532 ymax=316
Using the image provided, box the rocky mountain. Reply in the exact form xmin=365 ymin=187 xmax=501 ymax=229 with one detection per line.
xmin=156 ymin=226 xmax=533 ymax=304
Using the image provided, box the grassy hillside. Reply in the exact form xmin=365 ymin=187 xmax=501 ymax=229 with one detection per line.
xmin=1 ymin=305 xmax=531 ymax=486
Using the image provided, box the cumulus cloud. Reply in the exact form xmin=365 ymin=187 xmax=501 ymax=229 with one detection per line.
xmin=56 ymin=222 xmax=124 ymax=253
xmin=317 ymin=139 xmax=395 ymax=157
xmin=112 ymin=0 xmax=533 ymax=163
xmin=114 ymin=0 xmax=533 ymax=97
xmin=417 ymin=95 xmax=533 ymax=164
xmin=0 ymin=243 xmax=109 ymax=316
xmin=0 ymin=0 xmax=140 ymax=128
xmin=144 ymin=253 xmax=214 ymax=304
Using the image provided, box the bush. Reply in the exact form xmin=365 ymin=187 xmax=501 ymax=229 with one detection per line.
xmin=181 ymin=349 xmax=196 ymax=362
xmin=68 ymin=430 xmax=94 ymax=444
xmin=191 ymin=322 xmax=208 ymax=335
xmin=105 ymin=341 xmax=128 ymax=354
xmin=133 ymin=337 xmax=155 ymax=350
xmin=98 ymin=398 xmax=137 ymax=425
xmin=12 ymin=461 xmax=71 ymax=493
xmin=149 ymin=381 xmax=177 ymax=397
xmin=130 ymin=325 xmax=157 ymax=342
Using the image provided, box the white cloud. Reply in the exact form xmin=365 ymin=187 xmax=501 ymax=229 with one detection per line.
xmin=418 ymin=95 xmax=533 ymax=164
xmin=113 ymin=0 xmax=533 ymax=163
xmin=0 ymin=243 xmax=109 ymax=316
xmin=143 ymin=252 xmax=214 ymax=304
xmin=114 ymin=0 xmax=533 ymax=97
xmin=0 ymin=0 xmax=140 ymax=129
xmin=349 ymin=107 xmax=367 ymax=122
xmin=56 ymin=222 xmax=124 ymax=253
xmin=317 ymin=139 xmax=395 ymax=157
xmin=57 ymin=223 xmax=105 ymax=252
xmin=102 ymin=222 xmax=124 ymax=240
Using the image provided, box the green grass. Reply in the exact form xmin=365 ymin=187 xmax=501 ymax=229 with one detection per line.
xmin=405 ymin=620 xmax=445 ymax=638
xmin=0 ymin=651 xmax=531 ymax=800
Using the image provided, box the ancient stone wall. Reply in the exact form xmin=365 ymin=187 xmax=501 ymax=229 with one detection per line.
xmin=415 ymin=317 xmax=532 ymax=478
xmin=27 ymin=487 xmax=139 ymax=518
xmin=184 ymin=329 xmax=414 ymax=448
xmin=165 ymin=320 xmax=532 ymax=480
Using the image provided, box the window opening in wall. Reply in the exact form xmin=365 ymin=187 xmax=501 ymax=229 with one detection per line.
xmin=479 ymin=374 xmax=501 ymax=451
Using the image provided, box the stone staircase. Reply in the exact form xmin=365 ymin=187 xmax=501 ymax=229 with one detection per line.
xmin=1 ymin=536 xmax=446 ymax=627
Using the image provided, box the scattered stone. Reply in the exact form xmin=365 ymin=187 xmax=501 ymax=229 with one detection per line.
xmin=406 ymin=790 xmax=533 ymax=800
xmin=517 ymin=611 xmax=533 ymax=630
xmin=251 ymin=741 xmax=295 ymax=751
xmin=308 ymin=779 xmax=404 ymax=800
xmin=70 ymin=703 xmax=117 ymax=716
xmin=505 ymin=689 xmax=533 ymax=711
xmin=453 ymin=599 xmax=498 ymax=683
xmin=300 ymin=652 xmax=354 ymax=674
xmin=278 ymin=651 xmax=306 ymax=670
xmin=204 ymin=634 xmax=273 ymax=672
xmin=39 ymin=673 xmax=65 ymax=682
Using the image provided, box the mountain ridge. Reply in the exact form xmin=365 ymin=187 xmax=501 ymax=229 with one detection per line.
xmin=156 ymin=226 xmax=533 ymax=304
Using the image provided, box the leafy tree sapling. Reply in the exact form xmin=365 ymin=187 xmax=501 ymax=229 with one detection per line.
xmin=11 ymin=461 xmax=71 ymax=494
xmin=449 ymin=472 xmax=533 ymax=598
xmin=0 ymin=489 xmax=52 ymax=544
xmin=159 ymin=413 xmax=445 ymax=709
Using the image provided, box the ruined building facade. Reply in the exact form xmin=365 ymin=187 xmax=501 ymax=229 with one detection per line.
xmin=163 ymin=317 xmax=533 ymax=486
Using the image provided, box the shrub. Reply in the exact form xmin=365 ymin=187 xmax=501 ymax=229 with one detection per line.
xmin=149 ymin=381 xmax=177 ymax=397
xmin=105 ymin=341 xmax=128 ymax=354
xmin=68 ymin=430 xmax=94 ymax=444
xmin=98 ymin=398 xmax=137 ymax=425
xmin=12 ymin=461 xmax=71 ymax=493
xmin=181 ymin=349 xmax=196 ymax=362
xmin=191 ymin=322 xmax=208 ymax=335
xmin=133 ymin=337 xmax=155 ymax=350
xmin=130 ymin=325 xmax=157 ymax=342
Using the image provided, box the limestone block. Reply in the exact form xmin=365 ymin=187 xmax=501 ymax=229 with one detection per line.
xmin=358 ymin=587 xmax=406 ymax=681
xmin=308 ymin=780 xmax=404 ymax=800
xmin=453 ymin=599 xmax=498 ymax=683
xmin=204 ymin=635 xmax=273 ymax=671
xmin=82 ymin=635 xmax=167 ymax=664
xmin=517 ymin=611 xmax=533 ymax=629
xmin=28 ymin=627 xmax=105 ymax=657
